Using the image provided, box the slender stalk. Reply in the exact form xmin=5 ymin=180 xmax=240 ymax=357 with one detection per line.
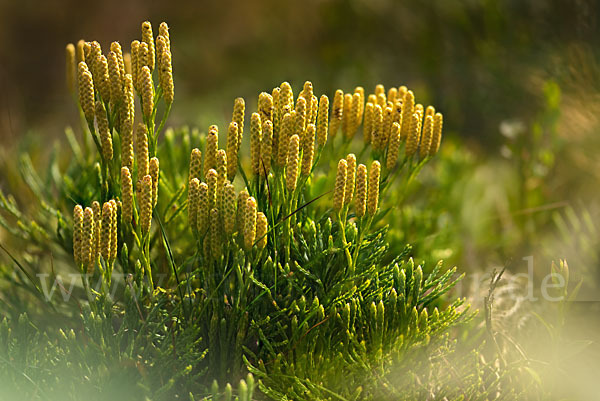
xmin=337 ymin=211 xmax=353 ymax=271
xmin=155 ymin=102 xmax=172 ymax=149
xmin=351 ymin=215 xmax=373 ymax=276
xmin=283 ymin=199 xmax=292 ymax=265
xmin=144 ymin=233 xmax=154 ymax=293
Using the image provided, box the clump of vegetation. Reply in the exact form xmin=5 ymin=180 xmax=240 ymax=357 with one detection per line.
xmin=5 ymin=19 xmax=586 ymax=401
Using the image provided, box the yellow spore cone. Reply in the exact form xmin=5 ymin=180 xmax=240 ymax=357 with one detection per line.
xmin=216 ymin=150 xmax=227 ymax=211
xmin=387 ymin=87 xmax=398 ymax=104
xmin=91 ymin=201 xmax=101 ymax=264
xmin=140 ymin=66 xmax=154 ymax=119
xmin=367 ymin=161 xmax=381 ymax=216
xmin=309 ymin=95 xmax=318 ymax=125
xmin=272 ymin=87 xmax=281 ymax=160
xmin=232 ymin=98 xmax=245 ymax=152
xmin=140 ymin=175 xmax=153 ymax=235
xmin=107 ymin=51 xmax=122 ymax=105
xmin=226 ymin=122 xmax=239 ymax=181
xmin=76 ymin=40 xmax=85 ymax=64
xmin=259 ymin=92 xmax=274 ymax=124
xmin=149 ymin=157 xmax=159 ymax=207
xmin=100 ymin=202 xmax=112 ymax=264
xmin=344 ymin=154 xmax=356 ymax=206
xmin=159 ymin=22 xmax=170 ymax=50
xmin=141 ymin=21 xmax=155 ymax=71
xmin=300 ymin=81 xmax=313 ymax=103
xmin=82 ymin=207 xmax=95 ymax=273
xmin=120 ymin=75 xmax=135 ymax=172
xmin=419 ymin=115 xmax=434 ymax=159
xmin=96 ymin=54 xmax=111 ymax=103
xmin=250 ymin=113 xmax=262 ymax=176
xmin=138 ymin=42 xmax=148 ymax=79
xmin=363 ymin=102 xmax=374 ymax=145
xmin=110 ymin=42 xmax=125 ymax=85
xmin=285 ymin=134 xmax=300 ymax=191
xmin=330 ymin=89 xmax=344 ymax=138
xmin=405 ymin=113 xmax=420 ymax=157
xmin=261 ymin=120 xmax=273 ymax=177
xmin=349 ymin=92 xmax=362 ymax=138
xmin=236 ymin=189 xmax=250 ymax=234
xmin=223 ymin=183 xmax=237 ymax=235
xmin=109 ymin=199 xmax=118 ymax=262
xmin=278 ymin=112 xmax=293 ymax=167
xmin=386 ymin=122 xmax=401 ymax=169
xmin=279 ymin=82 xmax=294 ymax=118
xmin=189 ymin=148 xmax=202 ymax=183
xmin=295 ymin=96 xmax=307 ymax=140
xmin=355 ymin=86 xmax=365 ymax=121
xmin=206 ymin=168 xmax=218 ymax=211
xmin=159 ymin=46 xmax=174 ymax=105
xmin=256 ymin=212 xmax=268 ymax=250
xmin=371 ymin=104 xmax=383 ymax=150
xmin=66 ymin=44 xmax=76 ymax=95
xmin=341 ymin=93 xmax=352 ymax=139
xmin=301 ymin=124 xmax=315 ymax=177
xmin=197 ymin=182 xmax=209 ymax=235
xmin=121 ymin=167 xmax=134 ymax=225
xmin=429 ymin=112 xmax=443 ymax=156
xmin=188 ymin=177 xmax=200 ymax=231
xmin=333 ymin=159 xmax=347 ymax=212
xmin=73 ymin=205 xmax=83 ymax=266
xmin=316 ymin=95 xmax=329 ymax=147
xmin=78 ymin=62 xmax=95 ymax=123
xmin=243 ymin=197 xmax=257 ymax=250
xmin=425 ymin=105 xmax=435 ymax=119
xmin=205 ymin=125 xmax=219 ymax=171
xmin=382 ymin=104 xmax=393 ymax=148
xmin=400 ymin=90 xmax=414 ymax=140
xmin=136 ymin=123 xmax=149 ymax=178
xmin=354 ymin=164 xmax=367 ymax=218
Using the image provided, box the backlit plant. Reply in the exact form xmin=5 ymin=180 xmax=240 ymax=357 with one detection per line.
xmin=0 ymin=20 xmax=475 ymax=401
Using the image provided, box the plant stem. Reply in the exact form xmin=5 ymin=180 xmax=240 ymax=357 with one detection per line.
xmin=351 ymin=215 xmax=373 ymax=276
xmin=144 ymin=233 xmax=154 ymax=293
xmin=337 ymin=211 xmax=353 ymax=272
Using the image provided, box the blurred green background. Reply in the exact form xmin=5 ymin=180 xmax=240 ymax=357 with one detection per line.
xmin=1 ymin=0 xmax=599 ymax=149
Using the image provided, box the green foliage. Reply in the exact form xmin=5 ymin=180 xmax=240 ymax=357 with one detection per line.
xmin=0 ymin=108 xmax=472 ymax=401
xmin=3 ymin=17 xmax=596 ymax=401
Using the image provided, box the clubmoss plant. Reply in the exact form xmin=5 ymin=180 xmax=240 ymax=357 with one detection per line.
xmin=0 ymin=20 xmax=475 ymax=401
